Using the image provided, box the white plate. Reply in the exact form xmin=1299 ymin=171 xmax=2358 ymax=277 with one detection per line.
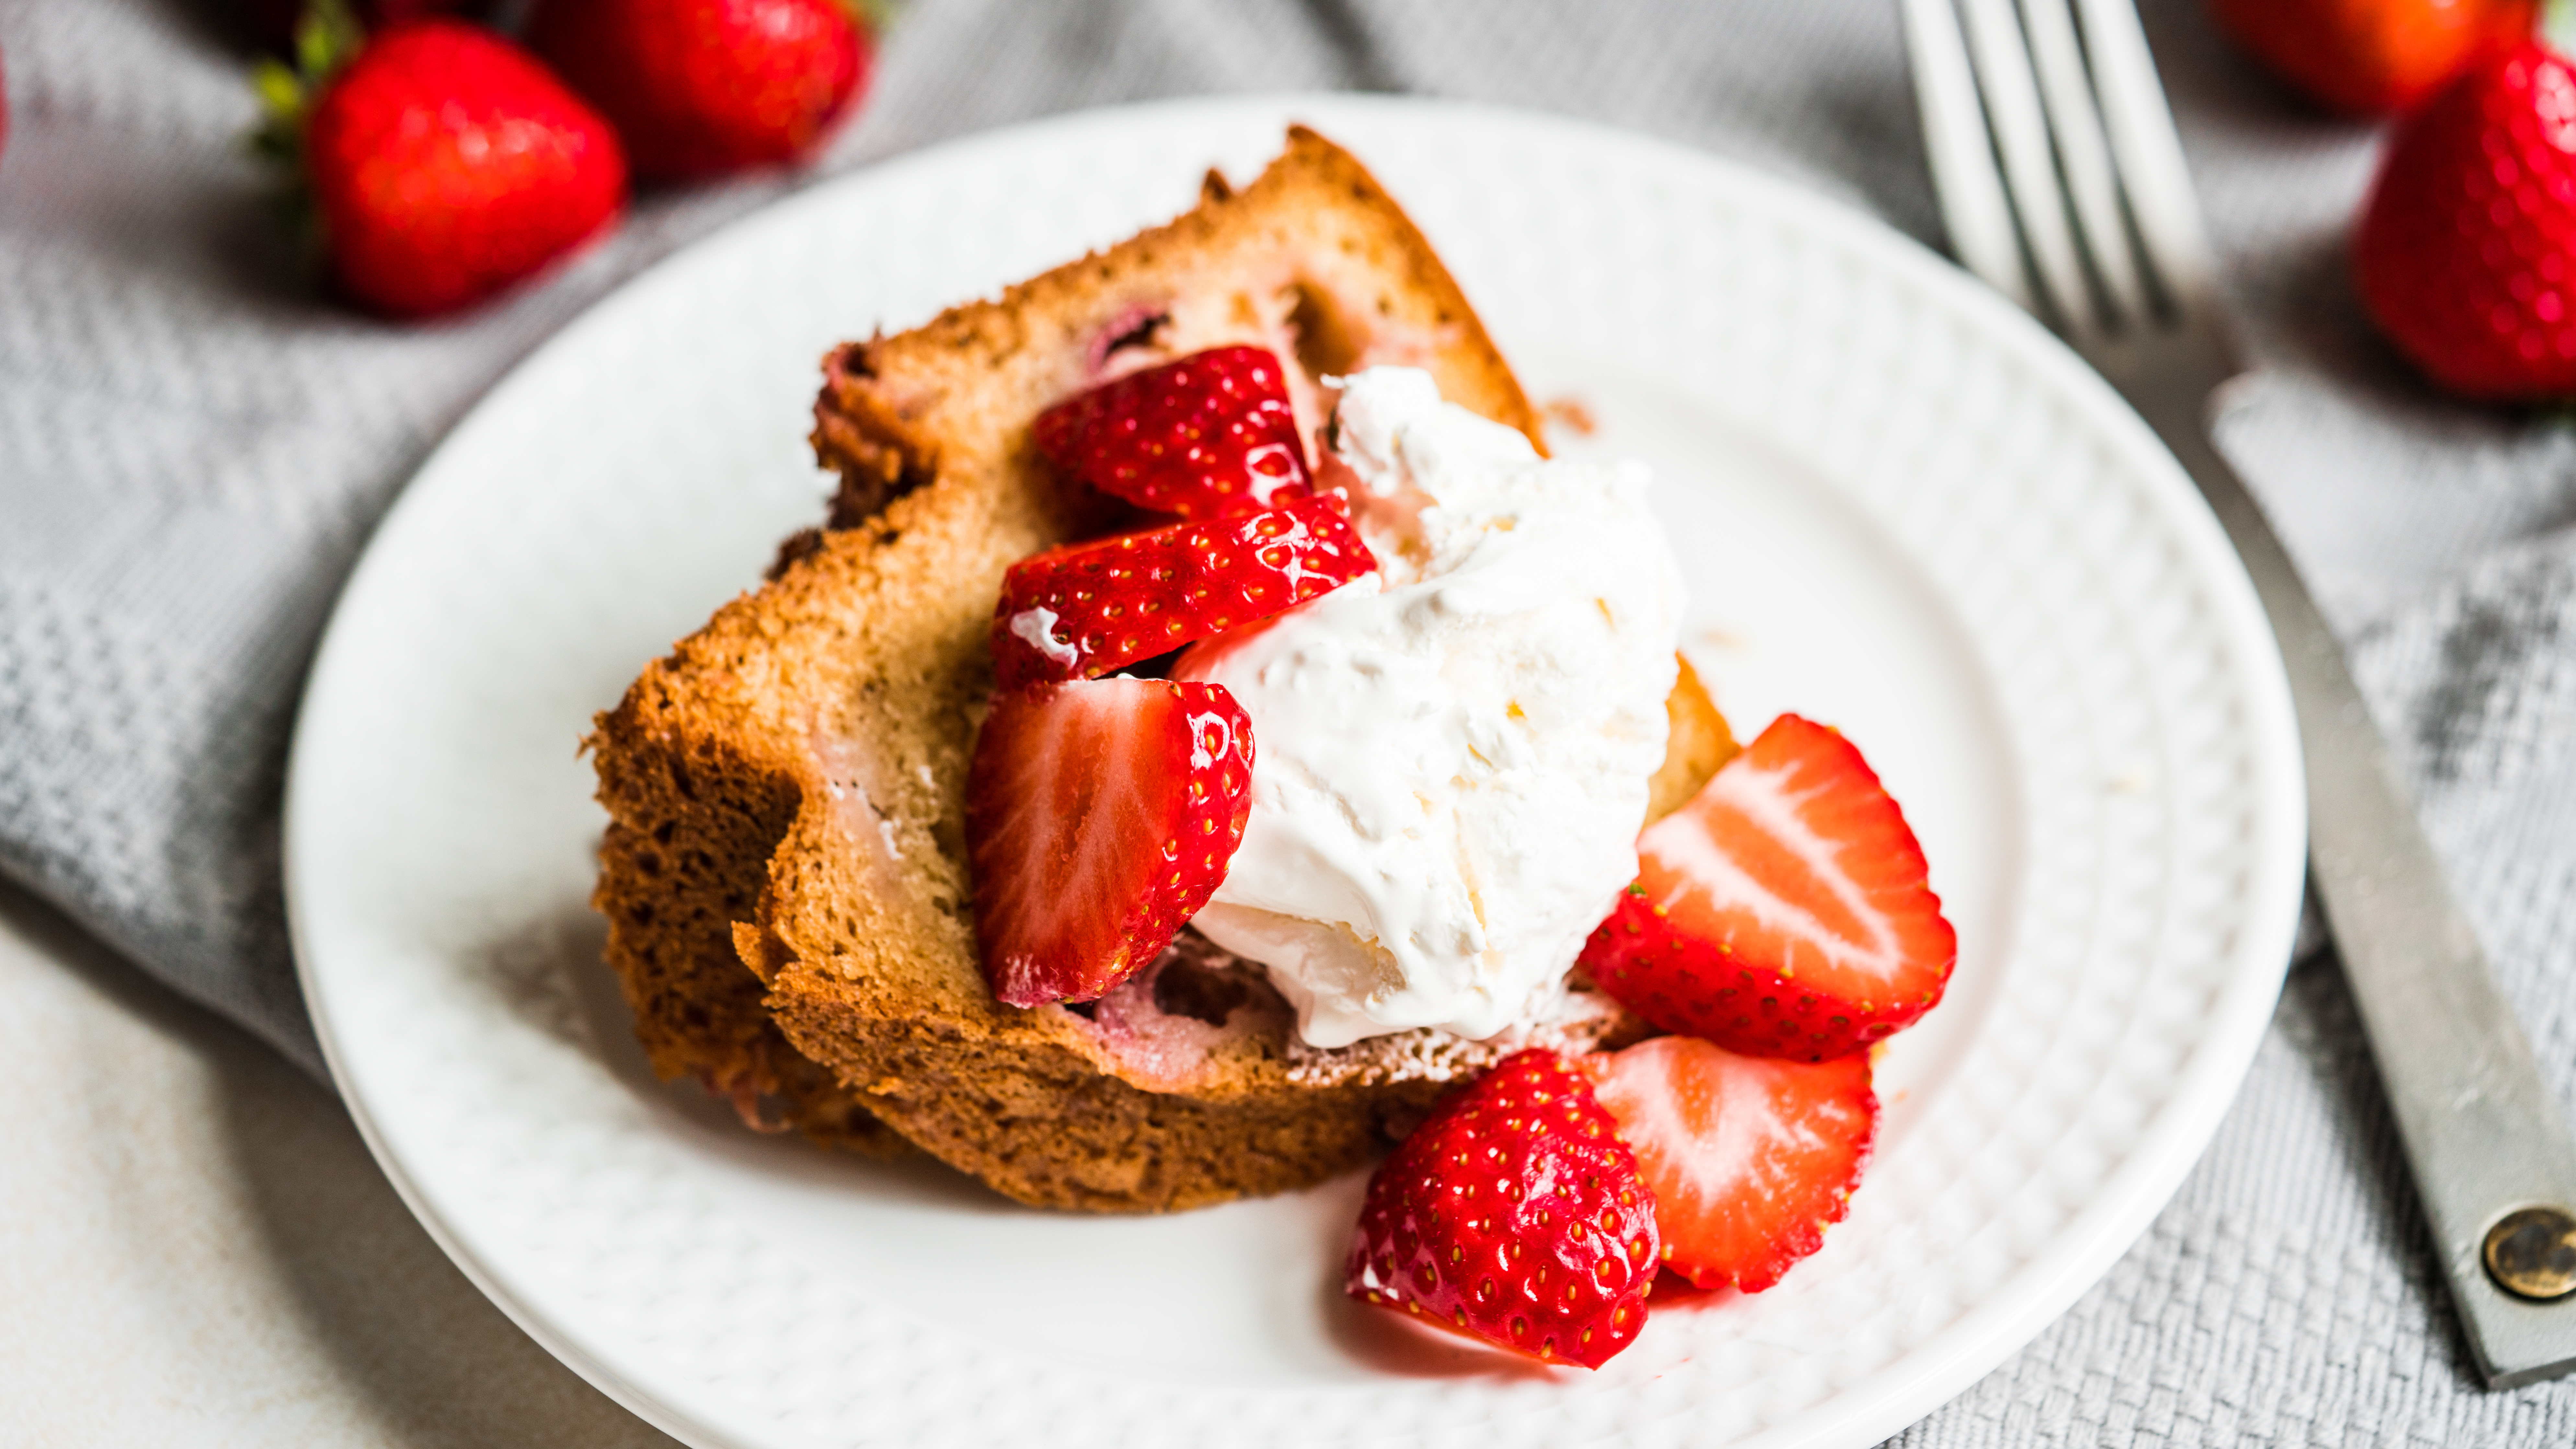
xmin=285 ymin=95 xmax=2306 ymax=1448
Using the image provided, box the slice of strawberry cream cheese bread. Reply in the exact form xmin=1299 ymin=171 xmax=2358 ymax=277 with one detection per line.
xmin=590 ymin=128 xmax=1724 ymax=1210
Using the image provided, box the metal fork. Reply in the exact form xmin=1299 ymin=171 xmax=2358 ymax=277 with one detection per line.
xmin=1902 ymin=0 xmax=2576 ymax=1388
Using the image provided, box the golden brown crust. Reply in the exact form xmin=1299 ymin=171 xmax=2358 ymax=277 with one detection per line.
xmin=763 ymin=962 xmax=1455 ymax=1212
xmin=1647 ymin=655 xmax=1739 ymax=825
xmin=589 ymin=672 xmax=911 ymax=1155
xmin=591 ymin=128 xmax=1655 ymax=1210
xmin=808 ymin=125 xmax=1542 ymax=536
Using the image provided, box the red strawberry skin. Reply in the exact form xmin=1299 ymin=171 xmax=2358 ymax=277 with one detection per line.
xmin=2355 ymin=42 xmax=2576 ymax=402
xmin=1581 ymin=714 xmax=1954 ymax=1062
xmin=965 ymin=677 xmax=1253 ymax=1008
xmin=990 ymin=494 xmax=1376 ymax=689
xmin=2207 ymin=0 xmax=2532 ymax=114
xmin=1583 ymin=1036 xmax=1875 ymax=1295
xmin=304 ymin=23 xmax=626 ymax=317
xmin=1346 ymin=1051 xmax=1658 ymax=1368
xmin=1033 ymin=346 xmax=1314 ymax=518
xmin=524 ymin=0 xmax=869 ymax=182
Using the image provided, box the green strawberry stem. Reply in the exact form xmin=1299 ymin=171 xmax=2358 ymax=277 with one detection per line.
xmin=846 ymin=0 xmax=902 ymax=36
xmin=248 ymin=0 xmax=363 ymax=250
xmin=250 ymin=0 xmax=363 ymax=168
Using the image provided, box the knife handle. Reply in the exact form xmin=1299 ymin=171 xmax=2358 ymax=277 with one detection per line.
xmin=2141 ymin=389 xmax=2576 ymax=1388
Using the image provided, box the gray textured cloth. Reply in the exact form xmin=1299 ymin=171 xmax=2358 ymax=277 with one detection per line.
xmin=3 ymin=0 xmax=2571 ymax=1441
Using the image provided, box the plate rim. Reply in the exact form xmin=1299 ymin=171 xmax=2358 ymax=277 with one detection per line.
xmin=283 ymin=89 xmax=2308 ymax=1449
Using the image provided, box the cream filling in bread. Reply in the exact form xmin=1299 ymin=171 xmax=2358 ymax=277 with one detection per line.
xmin=1173 ymin=367 xmax=1684 ymax=1048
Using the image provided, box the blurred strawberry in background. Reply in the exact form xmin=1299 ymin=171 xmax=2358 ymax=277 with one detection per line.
xmin=255 ymin=8 xmax=627 ymax=316
xmin=2208 ymin=0 xmax=2536 ymax=113
xmin=524 ymin=0 xmax=874 ymax=180
xmin=2354 ymin=39 xmax=2576 ymax=399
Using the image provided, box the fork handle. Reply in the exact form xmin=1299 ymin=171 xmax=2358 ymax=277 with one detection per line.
xmin=2131 ymin=376 xmax=2576 ymax=1388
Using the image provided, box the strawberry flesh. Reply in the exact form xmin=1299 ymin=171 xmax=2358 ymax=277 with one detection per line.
xmin=1346 ymin=1051 xmax=1658 ymax=1368
xmin=1581 ymin=713 xmax=1954 ymax=1062
xmin=1582 ymin=1035 xmax=1875 ymax=1295
xmin=964 ymin=677 xmax=1253 ymax=1007
xmin=990 ymin=493 xmax=1376 ymax=689
xmin=1033 ymin=346 xmax=1314 ymax=518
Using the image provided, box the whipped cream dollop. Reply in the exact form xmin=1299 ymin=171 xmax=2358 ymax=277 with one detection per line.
xmin=1173 ymin=367 xmax=1684 ymax=1048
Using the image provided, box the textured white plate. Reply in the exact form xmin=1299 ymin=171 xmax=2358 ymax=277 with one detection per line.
xmin=284 ymin=95 xmax=2306 ymax=1449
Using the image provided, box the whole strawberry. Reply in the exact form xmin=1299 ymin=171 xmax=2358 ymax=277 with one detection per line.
xmin=267 ymin=18 xmax=627 ymax=316
xmin=2207 ymin=0 xmax=2533 ymax=114
xmin=1346 ymin=1051 xmax=1658 ymax=1368
xmin=2356 ymin=41 xmax=2576 ymax=401
xmin=523 ymin=0 xmax=871 ymax=181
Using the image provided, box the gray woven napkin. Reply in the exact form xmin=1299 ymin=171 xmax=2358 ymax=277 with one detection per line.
xmin=4 ymin=0 xmax=2572 ymax=1441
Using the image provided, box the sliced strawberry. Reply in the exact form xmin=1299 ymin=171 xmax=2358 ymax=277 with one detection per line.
xmin=1581 ymin=714 xmax=1955 ymax=1062
xmin=1033 ymin=345 xmax=1313 ymax=518
xmin=990 ymin=494 xmax=1375 ymax=689
xmin=964 ymin=677 xmax=1253 ymax=1007
xmin=1346 ymin=1051 xmax=1658 ymax=1368
xmin=1582 ymin=1035 xmax=1875 ymax=1294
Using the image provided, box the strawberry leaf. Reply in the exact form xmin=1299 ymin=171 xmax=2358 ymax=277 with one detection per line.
xmin=245 ymin=0 xmax=369 ymax=255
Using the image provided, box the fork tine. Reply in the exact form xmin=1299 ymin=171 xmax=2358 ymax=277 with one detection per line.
xmin=2017 ymin=0 xmax=2153 ymax=326
xmin=1956 ymin=0 xmax=2096 ymax=334
xmin=1900 ymin=0 xmax=2034 ymax=313
xmin=2071 ymin=0 xmax=2219 ymax=311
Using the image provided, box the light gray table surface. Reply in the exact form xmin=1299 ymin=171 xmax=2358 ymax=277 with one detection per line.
xmin=0 ymin=875 xmax=676 ymax=1446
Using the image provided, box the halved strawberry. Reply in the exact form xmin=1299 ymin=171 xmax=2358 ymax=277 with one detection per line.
xmin=1033 ymin=345 xmax=1313 ymax=518
xmin=964 ymin=677 xmax=1253 ymax=1007
xmin=1580 ymin=714 xmax=1955 ymax=1062
xmin=1346 ymin=1050 xmax=1658 ymax=1368
xmin=1582 ymin=1035 xmax=1875 ymax=1294
xmin=990 ymin=494 xmax=1375 ymax=689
